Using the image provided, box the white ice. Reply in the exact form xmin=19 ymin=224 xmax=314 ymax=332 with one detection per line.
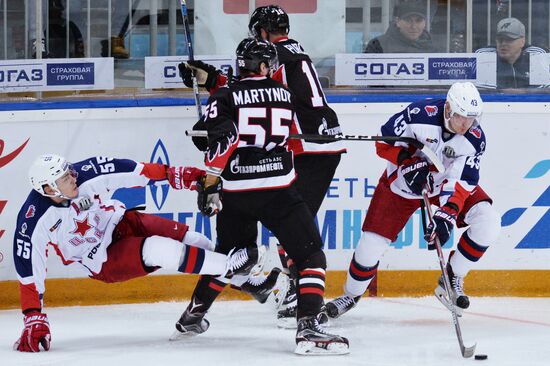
xmin=1 ymin=297 xmax=549 ymax=366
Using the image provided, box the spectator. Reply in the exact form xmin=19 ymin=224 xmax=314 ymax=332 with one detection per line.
xmin=476 ymin=17 xmax=547 ymax=88
xmin=364 ymin=1 xmax=436 ymax=53
xmin=47 ymin=0 xmax=85 ymax=58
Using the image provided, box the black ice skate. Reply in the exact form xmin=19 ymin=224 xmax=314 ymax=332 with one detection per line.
xmin=435 ymin=262 xmax=470 ymax=316
xmin=295 ymin=316 xmax=349 ymax=355
xmin=224 ymin=246 xmax=259 ymax=278
xmin=277 ymin=277 xmax=298 ymax=328
xmin=169 ymin=301 xmax=210 ymax=340
xmin=326 ymin=295 xmax=361 ymax=319
xmin=240 ymin=267 xmax=282 ymax=304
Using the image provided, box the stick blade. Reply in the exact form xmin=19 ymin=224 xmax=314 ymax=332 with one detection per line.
xmin=461 ymin=343 xmax=477 ymax=358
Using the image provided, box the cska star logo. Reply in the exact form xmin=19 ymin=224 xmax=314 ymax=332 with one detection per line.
xmin=71 ymin=215 xmax=93 ymax=237
xmin=424 ymin=105 xmax=438 ymax=116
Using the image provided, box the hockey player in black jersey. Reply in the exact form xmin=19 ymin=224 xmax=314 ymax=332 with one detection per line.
xmin=173 ymin=38 xmax=349 ymax=355
xmin=247 ymin=4 xmax=346 ymax=327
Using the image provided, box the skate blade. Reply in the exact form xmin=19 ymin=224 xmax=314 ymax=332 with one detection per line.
xmin=169 ymin=329 xmax=201 ymax=341
xmin=250 ymin=245 xmax=268 ymax=276
xmin=294 ymin=341 xmax=349 ymax=355
xmin=269 ymin=272 xmax=290 ymax=309
xmin=277 ymin=317 xmax=297 ymax=329
xmin=434 ymin=287 xmax=463 ymax=317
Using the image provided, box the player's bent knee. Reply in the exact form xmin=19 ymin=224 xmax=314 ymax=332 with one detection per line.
xmin=354 ymin=231 xmax=391 ymax=266
xmin=142 ymin=235 xmax=185 ymax=270
xmin=466 ymin=202 xmax=501 ymax=244
xmin=183 ymin=230 xmax=216 ymax=251
xmin=297 ymin=250 xmax=326 ymax=271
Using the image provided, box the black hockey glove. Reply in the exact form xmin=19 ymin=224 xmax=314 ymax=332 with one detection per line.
xmin=196 ymin=176 xmax=223 ymax=217
xmin=178 ymin=60 xmax=219 ymax=91
xmin=399 ymin=157 xmax=432 ymax=195
xmin=425 ymin=205 xmax=457 ymax=247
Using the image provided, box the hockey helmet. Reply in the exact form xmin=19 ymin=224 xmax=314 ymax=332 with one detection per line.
xmin=236 ymin=37 xmax=278 ymax=74
xmin=248 ymin=5 xmax=290 ymax=39
xmin=29 ymin=154 xmax=75 ymax=197
xmin=446 ymin=82 xmax=483 ymax=118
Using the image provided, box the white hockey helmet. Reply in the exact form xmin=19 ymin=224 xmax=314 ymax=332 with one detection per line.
xmin=28 ymin=154 xmax=73 ymax=197
xmin=446 ymin=82 xmax=483 ymax=118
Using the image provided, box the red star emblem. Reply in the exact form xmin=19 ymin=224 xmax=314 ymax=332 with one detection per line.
xmin=71 ymin=215 xmax=93 ymax=237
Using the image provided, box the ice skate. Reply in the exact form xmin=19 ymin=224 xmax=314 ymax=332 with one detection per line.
xmin=326 ymin=295 xmax=360 ymax=319
xmin=435 ymin=262 xmax=470 ymax=316
xmin=170 ymin=308 xmax=210 ymax=340
xmin=224 ymin=246 xmax=258 ymax=278
xmin=240 ymin=267 xmax=282 ymax=304
xmin=295 ymin=316 xmax=349 ymax=355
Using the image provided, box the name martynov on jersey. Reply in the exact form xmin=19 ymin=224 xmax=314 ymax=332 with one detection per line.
xmin=271 ymin=37 xmax=346 ymax=155
xmin=378 ymin=99 xmax=486 ymax=208
xmin=14 ymin=157 xmax=168 ymax=311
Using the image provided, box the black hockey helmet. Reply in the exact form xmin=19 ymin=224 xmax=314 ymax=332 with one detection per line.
xmin=248 ymin=5 xmax=290 ymax=39
xmin=236 ymin=37 xmax=278 ymax=74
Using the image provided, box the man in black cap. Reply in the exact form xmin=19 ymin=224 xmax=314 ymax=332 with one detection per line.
xmin=476 ymin=17 xmax=547 ymax=88
xmin=365 ymin=1 xmax=436 ymax=53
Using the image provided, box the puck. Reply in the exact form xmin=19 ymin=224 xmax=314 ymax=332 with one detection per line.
xmin=475 ymin=354 xmax=488 ymax=360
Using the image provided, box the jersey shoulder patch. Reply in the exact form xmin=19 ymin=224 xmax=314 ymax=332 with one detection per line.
xmin=464 ymin=125 xmax=487 ymax=154
xmin=407 ymin=99 xmax=445 ymax=126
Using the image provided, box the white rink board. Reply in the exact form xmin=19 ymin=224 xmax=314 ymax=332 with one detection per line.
xmin=0 ymin=101 xmax=549 ymax=282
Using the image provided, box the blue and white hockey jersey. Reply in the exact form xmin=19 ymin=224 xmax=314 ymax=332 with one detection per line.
xmin=376 ymin=99 xmax=486 ymax=209
xmin=13 ymin=157 xmax=169 ymax=312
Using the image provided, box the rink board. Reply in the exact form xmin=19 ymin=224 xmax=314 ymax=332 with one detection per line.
xmin=0 ymin=100 xmax=548 ymax=308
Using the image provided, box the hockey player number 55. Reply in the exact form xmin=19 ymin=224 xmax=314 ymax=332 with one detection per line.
xmin=238 ymin=107 xmax=293 ymax=148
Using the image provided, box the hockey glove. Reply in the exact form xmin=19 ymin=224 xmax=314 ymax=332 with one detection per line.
xmin=196 ymin=175 xmax=223 ymax=217
xmin=426 ymin=205 xmax=457 ymax=247
xmin=167 ymin=166 xmax=206 ymax=191
xmin=178 ymin=61 xmax=219 ymax=91
xmin=399 ymin=157 xmax=432 ymax=195
xmin=14 ymin=311 xmax=51 ymax=352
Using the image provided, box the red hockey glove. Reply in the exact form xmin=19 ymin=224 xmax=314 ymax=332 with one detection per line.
xmin=14 ymin=311 xmax=51 ymax=352
xmin=399 ymin=157 xmax=433 ymax=195
xmin=426 ymin=205 xmax=457 ymax=247
xmin=167 ymin=166 xmax=206 ymax=191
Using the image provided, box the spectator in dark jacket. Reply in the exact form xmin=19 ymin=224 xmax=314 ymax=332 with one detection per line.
xmin=364 ymin=1 xmax=436 ymax=53
xmin=476 ymin=17 xmax=547 ymax=88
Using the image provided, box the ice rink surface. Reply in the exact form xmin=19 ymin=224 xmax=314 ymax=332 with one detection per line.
xmin=1 ymin=297 xmax=549 ymax=366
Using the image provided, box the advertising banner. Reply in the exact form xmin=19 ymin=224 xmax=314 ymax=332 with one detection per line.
xmin=0 ymin=58 xmax=114 ymax=92
xmin=144 ymin=55 xmax=235 ymax=89
xmin=0 ymin=102 xmax=549 ymax=282
xmin=335 ymin=53 xmax=497 ymax=87
xmin=529 ymin=53 xmax=550 ymax=86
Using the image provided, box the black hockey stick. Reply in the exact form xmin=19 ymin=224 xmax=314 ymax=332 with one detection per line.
xmin=179 ymin=0 xmax=203 ymax=119
xmin=185 ymin=131 xmax=445 ymax=172
xmin=421 ymin=188 xmax=476 ymax=358
xmin=288 ymin=133 xmax=445 ymax=173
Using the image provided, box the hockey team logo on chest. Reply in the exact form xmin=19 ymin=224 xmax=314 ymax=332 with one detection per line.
xmin=424 ymin=105 xmax=438 ymax=116
xmin=68 ymin=213 xmax=104 ymax=246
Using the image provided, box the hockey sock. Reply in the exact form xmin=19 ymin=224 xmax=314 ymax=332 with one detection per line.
xmin=344 ymin=255 xmax=379 ymax=297
xmin=186 ymin=275 xmax=227 ymax=314
xmin=451 ymin=232 xmax=489 ymax=276
xmin=296 ymin=268 xmax=325 ymax=319
xmin=176 ymin=244 xmax=232 ymax=275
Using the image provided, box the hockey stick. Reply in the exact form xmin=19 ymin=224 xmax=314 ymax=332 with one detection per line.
xmin=185 ymin=131 xmax=445 ymax=172
xmin=421 ymin=189 xmax=476 ymax=358
xmin=179 ymin=0 xmax=203 ymax=119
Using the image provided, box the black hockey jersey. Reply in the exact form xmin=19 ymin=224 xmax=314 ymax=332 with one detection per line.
xmin=272 ymin=37 xmax=345 ymax=155
xmin=202 ymin=76 xmax=297 ymax=192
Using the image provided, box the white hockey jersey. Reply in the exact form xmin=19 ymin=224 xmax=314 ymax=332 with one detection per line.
xmin=377 ymin=98 xmax=486 ymax=209
xmin=14 ymin=157 xmax=169 ymax=312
